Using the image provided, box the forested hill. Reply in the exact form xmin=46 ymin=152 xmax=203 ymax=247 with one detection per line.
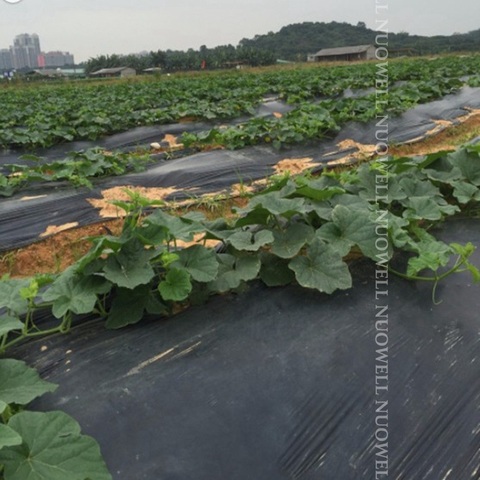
xmin=83 ymin=21 xmax=479 ymax=74
xmin=238 ymin=21 xmax=480 ymax=60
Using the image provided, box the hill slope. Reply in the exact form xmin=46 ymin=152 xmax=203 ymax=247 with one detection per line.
xmin=238 ymin=21 xmax=480 ymax=60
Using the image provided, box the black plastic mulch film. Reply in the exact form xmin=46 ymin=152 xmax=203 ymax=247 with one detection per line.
xmin=1 ymin=79 xmax=480 ymax=479
xmin=10 ymin=218 xmax=480 ymax=480
xmin=1 ymin=86 xmax=480 ymax=251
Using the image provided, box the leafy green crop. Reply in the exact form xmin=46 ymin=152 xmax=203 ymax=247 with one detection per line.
xmin=0 ymin=148 xmax=152 ymax=197
xmin=181 ymin=75 xmax=466 ymax=150
xmin=2 ymin=144 xmax=479 ymax=349
xmin=0 ymin=360 xmax=111 ymax=480
xmin=1 ymin=55 xmax=479 ymax=149
xmin=1 ymin=53 xmax=480 ymax=476
xmin=1 ymin=144 xmax=480 ymax=478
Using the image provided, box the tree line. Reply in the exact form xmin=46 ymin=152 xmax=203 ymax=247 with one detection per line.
xmin=84 ymin=45 xmax=276 ymax=74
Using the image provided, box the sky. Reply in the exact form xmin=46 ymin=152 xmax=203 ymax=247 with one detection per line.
xmin=0 ymin=0 xmax=478 ymax=63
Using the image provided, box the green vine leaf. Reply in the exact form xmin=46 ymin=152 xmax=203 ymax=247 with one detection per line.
xmin=246 ymin=191 xmax=305 ymax=216
xmin=466 ymin=263 xmax=480 ymax=283
xmin=103 ymin=239 xmax=155 ymax=290
xmin=0 ymin=424 xmax=22 ymax=450
xmin=355 ymin=164 xmax=406 ymax=203
xmin=294 ymin=178 xmax=345 ymax=201
xmin=423 ymin=163 xmax=462 ymax=184
xmin=0 ymin=359 xmax=57 ymax=406
xmin=386 ymin=212 xmax=411 ymax=248
xmin=402 ymin=196 xmax=460 ymax=221
xmin=398 ymin=175 xmax=440 ymax=198
xmin=106 ymin=285 xmax=167 ymax=329
xmin=329 ymin=193 xmax=374 ymax=213
xmin=259 ymin=253 xmax=295 ymax=286
xmin=270 ymin=223 xmax=315 ymax=258
xmin=172 ymin=245 xmax=219 ymax=282
xmin=316 ymin=222 xmax=351 ymax=256
xmin=448 ymin=148 xmax=480 ymax=185
xmin=75 ymin=235 xmax=127 ymax=273
xmin=451 ymin=181 xmax=480 ymax=204
xmin=317 ymin=204 xmax=382 ymax=260
xmin=158 ymin=268 xmax=192 ymax=301
xmin=136 ymin=224 xmax=170 ymax=246
xmin=234 ymin=207 xmax=272 ymax=228
xmin=42 ymin=269 xmax=111 ymax=318
xmin=0 ymin=411 xmax=112 ymax=480
xmin=304 ymin=200 xmax=334 ymax=221
xmin=228 ymin=229 xmax=274 ymax=252
xmin=289 ymin=239 xmax=352 ymax=294
xmin=0 ymin=316 xmax=24 ymax=338
xmin=209 ymin=254 xmax=260 ymax=293
xmin=406 ymin=236 xmax=452 ymax=277
xmin=144 ymin=210 xmax=203 ymax=241
xmin=0 ymin=279 xmax=30 ymax=316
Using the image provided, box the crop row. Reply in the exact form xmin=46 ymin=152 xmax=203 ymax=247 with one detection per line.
xmin=2 ymin=143 xmax=479 ymax=344
xmin=0 ymin=73 xmax=464 ymax=197
xmin=182 ymin=75 xmax=464 ymax=150
xmin=1 ymin=55 xmax=479 ymax=149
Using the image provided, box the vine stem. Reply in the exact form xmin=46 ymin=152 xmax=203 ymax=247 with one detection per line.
xmin=95 ymin=298 xmax=108 ymax=317
xmin=388 ymin=255 xmax=466 ymax=283
xmin=0 ymin=325 xmax=65 ymax=353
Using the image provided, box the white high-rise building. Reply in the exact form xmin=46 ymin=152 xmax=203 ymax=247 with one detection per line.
xmin=11 ymin=33 xmax=41 ymax=69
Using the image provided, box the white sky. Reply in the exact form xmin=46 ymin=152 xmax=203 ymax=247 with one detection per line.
xmin=0 ymin=0 xmax=478 ymax=62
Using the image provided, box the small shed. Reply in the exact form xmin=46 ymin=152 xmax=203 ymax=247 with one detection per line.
xmin=309 ymin=45 xmax=376 ymax=62
xmin=90 ymin=67 xmax=136 ymax=78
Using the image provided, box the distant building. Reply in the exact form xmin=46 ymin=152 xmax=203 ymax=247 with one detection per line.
xmin=308 ymin=45 xmax=376 ymax=62
xmin=25 ymin=68 xmax=65 ymax=78
xmin=38 ymin=51 xmax=75 ymax=67
xmin=25 ymin=67 xmax=85 ymax=79
xmin=90 ymin=67 xmax=136 ymax=78
xmin=222 ymin=60 xmax=246 ymax=69
xmin=58 ymin=67 xmax=85 ymax=77
xmin=11 ymin=33 xmax=41 ymax=69
xmin=0 ymin=49 xmax=13 ymax=70
xmin=1 ymin=34 xmax=76 ymax=71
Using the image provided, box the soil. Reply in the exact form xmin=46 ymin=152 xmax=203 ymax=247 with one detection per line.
xmin=273 ymin=157 xmax=318 ymax=175
xmin=389 ymin=110 xmax=480 ymax=157
xmin=87 ymin=185 xmax=180 ymax=218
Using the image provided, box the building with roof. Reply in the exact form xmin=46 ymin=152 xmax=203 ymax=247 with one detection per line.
xmin=24 ymin=69 xmax=65 ymax=78
xmin=90 ymin=67 xmax=136 ymax=78
xmin=24 ymin=68 xmax=85 ymax=80
xmin=308 ymin=45 xmax=376 ymax=62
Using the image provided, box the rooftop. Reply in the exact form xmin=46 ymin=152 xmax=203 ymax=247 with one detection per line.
xmin=314 ymin=45 xmax=373 ymax=57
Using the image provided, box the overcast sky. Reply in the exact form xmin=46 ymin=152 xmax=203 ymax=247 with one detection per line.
xmin=0 ymin=0 xmax=478 ymax=62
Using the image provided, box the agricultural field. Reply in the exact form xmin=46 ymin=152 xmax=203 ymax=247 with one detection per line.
xmin=0 ymin=55 xmax=479 ymax=198
xmin=1 ymin=54 xmax=480 ymax=478
xmin=0 ymin=56 xmax=479 ymax=150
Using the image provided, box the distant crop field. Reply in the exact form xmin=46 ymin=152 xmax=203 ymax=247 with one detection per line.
xmin=1 ymin=55 xmax=479 ymax=151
